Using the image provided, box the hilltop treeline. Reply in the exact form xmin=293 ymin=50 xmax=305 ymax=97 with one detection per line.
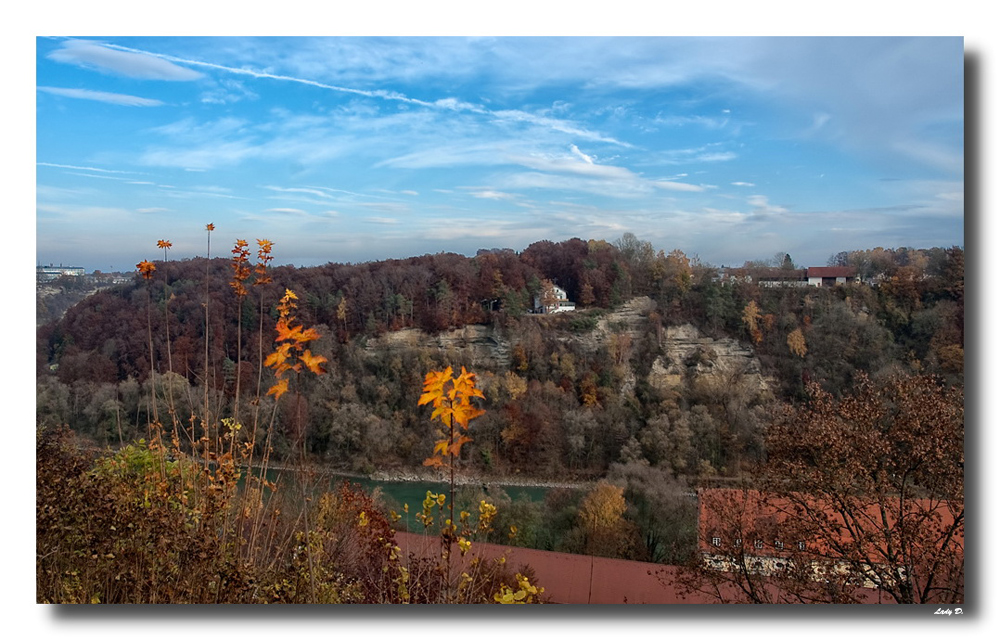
xmin=38 ymin=236 xmax=964 ymax=388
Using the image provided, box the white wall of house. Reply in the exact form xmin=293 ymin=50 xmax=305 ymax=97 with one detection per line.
xmin=809 ymin=276 xmax=851 ymax=287
xmin=534 ymin=284 xmax=576 ymax=313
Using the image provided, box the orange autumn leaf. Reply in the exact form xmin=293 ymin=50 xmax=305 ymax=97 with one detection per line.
xmin=419 ymin=367 xmax=453 ymax=407
xmin=451 ymin=403 xmax=486 ymax=430
xmin=136 ymin=260 xmax=156 ymax=280
xmin=451 ymin=366 xmax=485 ymax=402
xmin=274 ymin=319 xmax=299 ymax=343
xmin=299 ymin=349 xmax=328 ymax=375
xmin=298 ymin=326 xmax=320 ymax=342
xmin=267 ymin=378 xmax=289 ymax=400
xmin=448 ymin=435 xmax=473 ymax=457
xmin=431 ymin=404 xmax=454 ymax=425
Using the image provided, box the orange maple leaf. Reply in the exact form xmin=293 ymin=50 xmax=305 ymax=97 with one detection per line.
xmin=451 ymin=403 xmax=486 ymax=430
xmin=452 ymin=366 xmax=485 ymax=402
xmin=274 ymin=319 xmax=301 ymax=343
xmin=419 ymin=367 xmax=453 ymax=407
xmin=447 ymin=435 xmax=474 ymax=457
xmin=299 ymin=349 xmax=328 ymax=375
xmin=136 ymin=259 xmax=156 ymax=279
xmin=267 ymin=378 xmax=289 ymax=400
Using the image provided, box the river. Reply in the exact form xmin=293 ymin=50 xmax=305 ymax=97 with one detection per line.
xmin=246 ymin=465 xmax=569 ymax=533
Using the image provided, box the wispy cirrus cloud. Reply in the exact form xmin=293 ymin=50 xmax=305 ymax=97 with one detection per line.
xmin=47 ymin=39 xmax=202 ymax=80
xmin=37 ymin=162 xmax=141 ymax=175
xmin=467 ymin=189 xmax=518 ymax=201
xmin=38 ymin=86 xmax=165 ymax=106
xmin=652 ymin=180 xmax=706 ymax=193
xmin=264 ymin=207 xmax=308 ymax=216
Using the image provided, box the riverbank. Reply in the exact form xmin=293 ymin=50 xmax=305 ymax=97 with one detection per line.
xmin=251 ymin=459 xmax=592 ymax=492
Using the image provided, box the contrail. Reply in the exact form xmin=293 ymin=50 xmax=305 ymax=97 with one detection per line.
xmin=95 ymin=40 xmax=630 ymax=148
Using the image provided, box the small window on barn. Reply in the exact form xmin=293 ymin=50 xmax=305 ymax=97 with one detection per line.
xmin=711 ymin=536 xmax=721 ymax=547
xmin=735 ymin=538 xmax=742 ymax=547
xmin=774 ymin=540 xmax=784 ymax=550
xmin=754 ymin=540 xmax=764 ymax=549
xmin=797 ymin=541 xmax=806 ymax=551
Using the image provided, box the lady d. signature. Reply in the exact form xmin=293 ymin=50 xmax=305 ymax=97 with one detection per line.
xmin=934 ymin=607 xmax=963 ymax=615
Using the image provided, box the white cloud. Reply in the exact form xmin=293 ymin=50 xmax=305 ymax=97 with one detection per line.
xmin=731 ymin=181 xmax=756 ymax=187
xmin=48 ymin=39 xmax=202 ymax=81
xmin=38 ymin=86 xmax=164 ymax=106
xmin=264 ymin=186 xmax=336 ymax=200
xmin=696 ymin=152 xmax=738 ymax=163
xmin=469 ymin=189 xmax=517 ymax=200
xmin=493 ymin=109 xmax=630 ymax=147
xmin=653 ymin=114 xmax=731 ymax=130
xmin=38 ymin=162 xmax=137 ymax=174
xmin=652 ymin=181 xmax=705 ymax=193
xmin=748 ymin=194 xmax=789 ymax=216
xmin=512 ymin=153 xmax=637 ymax=181
xmin=569 ymin=144 xmax=595 ymax=164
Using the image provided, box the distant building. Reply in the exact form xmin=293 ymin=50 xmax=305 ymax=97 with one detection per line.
xmin=37 ymin=264 xmax=85 ymax=282
xmin=533 ymin=283 xmax=576 ymax=314
xmin=715 ymin=266 xmax=858 ymax=288
xmin=754 ymin=268 xmax=810 ymax=288
xmin=806 ymin=267 xmax=858 ymax=287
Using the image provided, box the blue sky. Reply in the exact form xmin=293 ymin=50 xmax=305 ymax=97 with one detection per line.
xmin=36 ymin=36 xmax=964 ymax=272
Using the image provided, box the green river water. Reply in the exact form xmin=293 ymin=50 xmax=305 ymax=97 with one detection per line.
xmin=254 ymin=467 xmax=556 ymax=533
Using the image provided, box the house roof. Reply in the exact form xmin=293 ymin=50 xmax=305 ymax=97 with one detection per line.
xmin=807 ymin=266 xmax=857 ymax=278
xmin=697 ymin=488 xmax=963 ymax=557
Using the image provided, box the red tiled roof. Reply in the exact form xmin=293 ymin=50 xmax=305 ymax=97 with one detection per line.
xmin=697 ymin=488 xmax=963 ymax=557
xmin=807 ymin=266 xmax=857 ymax=278
xmin=392 ymin=531 xmax=882 ymax=604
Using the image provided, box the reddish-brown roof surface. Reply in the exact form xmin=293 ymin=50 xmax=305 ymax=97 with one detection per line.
xmin=697 ymin=488 xmax=963 ymax=560
xmin=393 ymin=531 xmax=881 ymax=604
xmin=807 ymin=266 xmax=857 ymax=278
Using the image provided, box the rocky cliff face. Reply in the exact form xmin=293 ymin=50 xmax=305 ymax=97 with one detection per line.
xmin=365 ymin=324 xmax=512 ymax=369
xmin=365 ymin=296 xmax=770 ymax=394
xmin=648 ymin=323 xmax=769 ymax=392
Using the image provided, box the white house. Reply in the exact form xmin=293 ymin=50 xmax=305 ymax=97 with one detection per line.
xmin=534 ymin=283 xmax=576 ymax=314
